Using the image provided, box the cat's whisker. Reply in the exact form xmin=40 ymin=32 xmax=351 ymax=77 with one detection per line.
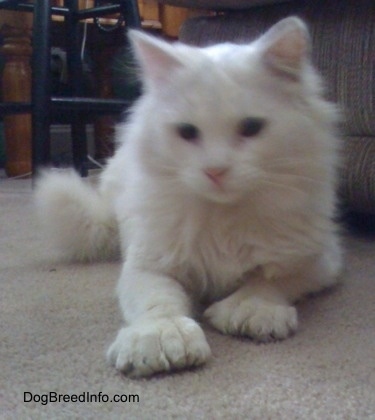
xmin=262 ymin=158 xmax=323 ymax=170
xmin=263 ymin=172 xmax=325 ymax=186
xmin=258 ymin=178 xmax=309 ymax=195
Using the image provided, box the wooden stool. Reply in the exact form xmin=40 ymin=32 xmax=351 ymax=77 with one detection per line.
xmin=0 ymin=0 xmax=141 ymax=176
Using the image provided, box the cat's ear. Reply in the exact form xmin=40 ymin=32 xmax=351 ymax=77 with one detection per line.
xmin=128 ymin=30 xmax=184 ymax=88
xmin=258 ymin=17 xmax=310 ymax=80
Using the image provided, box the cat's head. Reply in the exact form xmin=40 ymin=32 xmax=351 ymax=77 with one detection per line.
xmin=125 ymin=17 xmax=337 ymax=205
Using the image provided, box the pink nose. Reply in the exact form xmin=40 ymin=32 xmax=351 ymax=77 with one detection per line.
xmin=204 ymin=167 xmax=229 ymax=184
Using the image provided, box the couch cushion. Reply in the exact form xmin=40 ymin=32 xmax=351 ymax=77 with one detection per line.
xmin=157 ymin=0 xmax=292 ymax=10
xmin=179 ymin=1 xmax=375 ymax=137
xmin=178 ymin=0 xmax=375 ymax=214
xmin=341 ymin=136 xmax=375 ymax=215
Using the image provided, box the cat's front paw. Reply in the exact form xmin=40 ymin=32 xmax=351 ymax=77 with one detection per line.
xmin=107 ymin=316 xmax=211 ymax=377
xmin=204 ymin=297 xmax=297 ymax=342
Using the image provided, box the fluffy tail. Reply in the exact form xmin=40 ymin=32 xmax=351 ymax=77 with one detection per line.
xmin=35 ymin=170 xmax=120 ymax=261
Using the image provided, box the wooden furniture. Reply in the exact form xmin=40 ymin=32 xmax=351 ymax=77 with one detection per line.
xmin=0 ymin=9 xmax=32 ymax=176
xmin=0 ymin=0 xmax=141 ymax=177
xmin=139 ymin=0 xmax=209 ymax=38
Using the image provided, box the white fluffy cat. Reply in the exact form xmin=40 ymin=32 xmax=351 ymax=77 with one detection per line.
xmin=36 ymin=17 xmax=342 ymax=377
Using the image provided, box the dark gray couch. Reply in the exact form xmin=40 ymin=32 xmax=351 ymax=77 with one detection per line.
xmin=159 ymin=0 xmax=375 ymax=215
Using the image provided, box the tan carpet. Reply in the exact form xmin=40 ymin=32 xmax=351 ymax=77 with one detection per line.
xmin=1 ymin=177 xmax=374 ymax=419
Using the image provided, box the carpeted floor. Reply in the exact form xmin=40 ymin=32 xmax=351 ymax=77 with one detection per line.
xmin=1 ymin=176 xmax=374 ymax=419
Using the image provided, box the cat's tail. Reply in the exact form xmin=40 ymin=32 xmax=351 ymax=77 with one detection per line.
xmin=35 ymin=170 xmax=120 ymax=262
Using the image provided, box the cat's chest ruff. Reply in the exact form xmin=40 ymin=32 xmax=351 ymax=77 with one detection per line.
xmin=167 ymin=206 xmax=257 ymax=295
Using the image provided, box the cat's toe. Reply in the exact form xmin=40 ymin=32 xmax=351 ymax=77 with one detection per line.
xmin=107 ymin=326 xmax=169 ymax=377
xmin=107 ymin=317 xmax=211 ymax=377
xmin=204 ymin=299 xmax=238 ymax=335
xmin=238 ymin=304 xmax=298 ymax=342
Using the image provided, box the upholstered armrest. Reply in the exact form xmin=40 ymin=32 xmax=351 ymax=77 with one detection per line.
xmin=157 ymin=0 xmax=293 ymax=11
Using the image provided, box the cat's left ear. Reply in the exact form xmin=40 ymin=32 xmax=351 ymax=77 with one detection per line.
xmin=128 ymin=30 xmax=185 ymax=89
xmin=257 ymin=17 xmax=310 ymax=80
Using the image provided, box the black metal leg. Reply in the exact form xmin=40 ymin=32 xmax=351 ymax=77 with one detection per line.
xmin=71 ymin=121 xmax=88 ymax=176
xmin=65 ymin=0 xmax=88 ymax=176
xmin=31 ymin=0 xmax=52 ymax=173
xmin=121 ymin=0 xmax=141 ymax=29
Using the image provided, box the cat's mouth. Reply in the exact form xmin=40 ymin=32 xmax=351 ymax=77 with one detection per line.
xmin=206 ymin=176 xmax=227 ymax=194
xmin=204 ymin=167 xmax=229 ymax=188
xmin=202 ymin=178 xmax=242 ymax=204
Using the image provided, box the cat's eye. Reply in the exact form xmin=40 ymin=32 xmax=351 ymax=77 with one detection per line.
xmin=176 ymin=123 xmax=200 ymax=143
xmin=238 ymin=117 xmax=266 ymax=138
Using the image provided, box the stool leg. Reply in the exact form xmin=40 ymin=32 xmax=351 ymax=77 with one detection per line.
xmin=32 ymin=0 xmax=52 ymax=174
xmin=120 ymin=0 xmax=141 ymax=29
xmin=65 ymin=0 xmax=88 ymax=176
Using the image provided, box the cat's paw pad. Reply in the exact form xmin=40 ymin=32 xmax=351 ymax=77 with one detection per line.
xmin=204 ymin=298 xmax=297 ymax=342
xmin=107 ymin=316 xmax=211 ymax=377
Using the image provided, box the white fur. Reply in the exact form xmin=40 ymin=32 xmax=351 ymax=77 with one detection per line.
xmin=35 ymin=170 xmax=119 ymax=261
xmin=35 ymin=17 xmax=343 ymax=377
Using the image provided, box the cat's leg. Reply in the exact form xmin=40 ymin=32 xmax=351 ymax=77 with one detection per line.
xmin=107 ymin=264 xmax=211 ymax=377
xmin=204 ymin=251 xmax=341 ymax=341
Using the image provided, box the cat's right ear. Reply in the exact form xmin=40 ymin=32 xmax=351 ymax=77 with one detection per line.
xmin=128 ymin=30 xmax=184 ymax=89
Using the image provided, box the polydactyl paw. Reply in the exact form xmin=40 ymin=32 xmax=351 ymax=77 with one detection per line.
xmin=107 ymin=316 xmax=211 ymax=377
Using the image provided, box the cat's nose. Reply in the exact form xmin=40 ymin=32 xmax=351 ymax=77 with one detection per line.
xmin=204 ymin=167 xmax=229 ymax=185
